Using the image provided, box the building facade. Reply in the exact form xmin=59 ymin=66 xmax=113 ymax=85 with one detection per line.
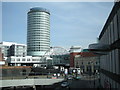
xmin=0 ymin=47 xmax=3 ymax=61
xmin=51 ymin=54 xmax=70 ymax=66
xmin=0 ymin=42 xmax=16 ymax=57
xmin=0 ymin=47 xmax=5 ymax=66
xmin=74 ymin=50 xmax=99 ymax=74
xmin=98 ymin=2 xmax=120 ymax=89
xmin=7 ymin=56 xmax=43 ymax=67
xmin=9 ymin=44 xmax=27 ymax=57
xmin=27 ymin=7 xmax=50 ymax=57
xmin=0 ymin=42 xmax=27 ymax=58
xmin=69 ymin=46 xmax=81 ymax=67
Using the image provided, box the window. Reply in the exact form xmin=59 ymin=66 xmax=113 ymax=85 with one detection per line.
xmin=27 ymin=59 xmax=30 ymax=61
xmin=88 ymin=62 xmax=90 ymax=64
xmin=17 ymin=59 xmax=20 ymax=61
xmin=32 ymin=59 xmax=36 ymax=61
xmin=11 ymin=59 xmax=15 ymax=61
xmin=22 ymin=59 xmax=25 ymax=61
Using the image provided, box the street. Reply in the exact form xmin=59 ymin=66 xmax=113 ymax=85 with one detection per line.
xmin=53 ymin=75 xmax=100 ymax=90
xmin=54 ymin=79 xmax=91 ymax=90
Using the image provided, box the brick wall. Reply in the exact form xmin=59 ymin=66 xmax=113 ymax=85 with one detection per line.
xmin=0 ymin=48 xmax=2 ymax=61
xmin=70 ymin=52 xmax=81 ymax=67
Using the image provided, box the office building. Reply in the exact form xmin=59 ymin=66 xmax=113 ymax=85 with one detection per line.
xmin=98 ymin=2 xmax=120 ymax=89
xmin=0 ymin=42 xmax=27 ymax=57
xmin=9 ymin=44 xmax=27 ymax=57
xmin=0 ymin=47 xmax=5 ymax=66
xmin=0 ymin=42 xmax=16 ymax=57
xmin=0 ymin=48 xmax=2 ymax=61
xmin=89 ymin=2 xmax=120 ymax=89
xmin=0 ymin=44 xmax=3 ymax=61
xmin=7 ymin=56 xmax=42 ymax=67
xmin=27 ymin=7 xmax=50 ymax=57
xmin=0 ymin=41 xmax=47 ymax=67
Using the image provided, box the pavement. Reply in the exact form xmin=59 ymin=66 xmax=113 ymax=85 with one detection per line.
xmin=2 ymin=74 xmax=100 ymax=90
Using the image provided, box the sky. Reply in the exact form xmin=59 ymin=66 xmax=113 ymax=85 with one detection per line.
xmin=2 ymin=2 xmax=114 ymax=49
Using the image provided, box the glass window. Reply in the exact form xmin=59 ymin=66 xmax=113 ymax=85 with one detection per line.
xmin=27 ymin=59 xmax=30 ymax=61
xmin=88 ymin=62 xmax=90 ymax=64
xmin=22 ymin=59 xmax=25 ymax=61
xmin=17 ymin=59 xmax=20 ymax=61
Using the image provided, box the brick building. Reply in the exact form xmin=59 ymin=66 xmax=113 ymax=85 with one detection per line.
xmin=69 ymin=46 xmax=81 ymax=67
xmin=0 ymin=48 xmax=3 ymax=61
xmin=74 ymin=49 xmax=99 ymax=74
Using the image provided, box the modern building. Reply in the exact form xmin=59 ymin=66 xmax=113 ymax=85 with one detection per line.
xmin=40 ymin=46 xmax=70 ymax=68
xmin=0 ymin=44 xmax=3 ymax=61
xmin=51 ymin=54 xmax=70 ymax=66
xmin=74 ymin=49 xmax=99 ymax=74
xmin=0 ymin=42 xmax=16 ymax=57
xmin=9 ymin=44 xmax=27 ymax=57
xmin=0 ymin=48 xmax=2 ymax=61
xmin=0 ymin=47 xmax=5 ymax=66
xmin=98 ymin=2 xmax=120 ymax=89
xmin=0 ymin=42 xmax=27 ymax=58
xmin=27 ymin=7 xmax=50 ymax=57
xmin=69 ymin=46 xmax=82 ymax=67
xmin=7 ymin=56 xmax=43 ymax=67
xmin=89 ymin=1 xmax=120 ymax=89
xmin=0 ymin=42 xmax=44 ymax=67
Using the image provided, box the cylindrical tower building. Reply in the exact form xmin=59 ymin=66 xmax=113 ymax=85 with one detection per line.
xmin=27 ymin=7 xmax=50 ymax=56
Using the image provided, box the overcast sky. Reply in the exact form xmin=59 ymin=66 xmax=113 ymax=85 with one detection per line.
xmin=2 ymin=2 xmax=114 ymax=49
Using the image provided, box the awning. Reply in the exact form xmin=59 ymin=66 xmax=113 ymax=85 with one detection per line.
xmin=88 ymin=43 xmax=110 ymax=55
xmin=89 ymin=43 xmax=110 ymax=51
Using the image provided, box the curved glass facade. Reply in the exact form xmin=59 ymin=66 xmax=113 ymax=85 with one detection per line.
xmin=27 ymin=7 xmax=50 ymax=56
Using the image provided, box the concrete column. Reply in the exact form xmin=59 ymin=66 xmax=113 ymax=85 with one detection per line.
xmin=84 ymin=65 xmax=87 ymax=73
xmin=13 ymin=86 xmax=16 ymax=90
xmin=33 ymin=85 xmax=36 ymax=90
xmin=91 ymin=65 xmax=94 ymax=73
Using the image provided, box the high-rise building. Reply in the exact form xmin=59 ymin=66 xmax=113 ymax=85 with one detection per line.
xmin=27 ymin=7 xmax=50 ymax=57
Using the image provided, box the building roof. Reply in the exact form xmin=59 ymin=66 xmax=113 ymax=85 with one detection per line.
xmin=0 ymin=66 xmax=32 ymax=69
xmin=70 ymin=46 xmax=81 ymax=49
xmin=80 ymin=52 xmax=96 ymax=57
xmin=69 ymin=46 xmax=81 ymax=53
xmin=0 ymin=41 xmax=17 ymax=46
xmin=28 ymin=7 xmax=50 ymax=15
xmin=81 ymin=49 xmax=89 ymax=52
xmin=0 ymin=41 xmax=27 ymax=46
xmin=99 ymin=2 xmax=120 ymax=40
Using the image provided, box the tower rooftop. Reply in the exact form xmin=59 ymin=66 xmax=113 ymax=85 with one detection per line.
xmin=28 ymin=7 xmax=50 ymax=15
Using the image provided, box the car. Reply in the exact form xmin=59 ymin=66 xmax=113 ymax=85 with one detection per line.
xmin=61 ymin=81 xmax=69 ymax=88
xmin=74 ymin=76 xmax=81 ymax=80
xmin=67 ymin=77 xmax=73 ymax=80
xmin=67 ymin=75 xmax=73 ymax=80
